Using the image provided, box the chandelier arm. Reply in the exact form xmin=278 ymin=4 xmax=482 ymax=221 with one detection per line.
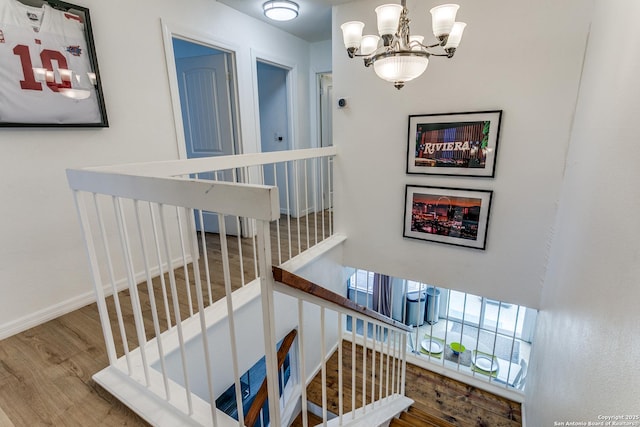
xmin=419 ymin=41 xmax=445 ymax=50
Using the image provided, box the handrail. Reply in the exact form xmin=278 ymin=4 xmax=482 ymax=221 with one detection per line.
xmin=272 ymin=266 xmax=413 ymax=333
xmin=76 ymin=146 xmax=338 ymax=177
xmin=244 ymin=328 xmax=298 ymax=427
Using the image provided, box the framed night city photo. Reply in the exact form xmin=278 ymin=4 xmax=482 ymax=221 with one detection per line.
xmin=0 ymin=0 xmax=108 ymax=127
xmin=403 ymin=185 xmax=493 ymax=250
xmin=406 ymin=110 xmax=502 ymax=177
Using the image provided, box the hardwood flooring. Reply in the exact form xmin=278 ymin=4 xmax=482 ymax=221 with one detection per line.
xmin=0 ymin=212 xmax=330 ymax=426
xmin=305 ymin=340 xmax=522 ymax=427
xmin=0 ymin=305 xmax=146 ymax=426
xmin=0 ymin=209 xmax=521 ymax=427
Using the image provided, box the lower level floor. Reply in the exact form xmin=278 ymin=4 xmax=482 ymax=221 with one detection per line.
xmin=0 ymin=298 xmax=522 ymax=426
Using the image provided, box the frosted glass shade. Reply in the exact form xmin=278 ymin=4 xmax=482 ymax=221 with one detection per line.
xmin=373 ymin=54 xmax=429 ymax=84
xmin=444 ymin=22 xmax=466 ymax=48
xmin=375 ymin=4 xmax=403 ymax=36
xmin=409 ymin=35 xmax=424 ymax=51
xmin=430 ymin=4 xmax=459 ymax=37
xmin=360 ymin=35 xmax=380 ymax=55
xmin=263 ymin=0 xmax=299 ymax=21
xmin=341 ymin=21 xmax=365 ymax=49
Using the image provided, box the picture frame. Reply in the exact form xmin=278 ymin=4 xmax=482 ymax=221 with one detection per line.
xmin=403 ymin=185 xmax=493 ymax=250
xmin=407 ymin=110 xmax=502 ymax=177
xmin=0 ymin=0 xmax=108 ymax=127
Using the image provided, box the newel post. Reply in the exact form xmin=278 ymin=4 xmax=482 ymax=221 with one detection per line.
xmin=256 ymin=219 xmax=281 ymax=426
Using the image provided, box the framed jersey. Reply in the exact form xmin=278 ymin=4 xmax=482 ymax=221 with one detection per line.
xmin=0 ymin=0 xmax=107 ymax=127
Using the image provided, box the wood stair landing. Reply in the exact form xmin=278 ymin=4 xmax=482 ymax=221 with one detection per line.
xmin=290 ymin=410 xmax=323 ymax=427
xmin=391 ymin=404 xmax=457 ymax=427
xmin=305 ymin=341 xmax=522 ymax=427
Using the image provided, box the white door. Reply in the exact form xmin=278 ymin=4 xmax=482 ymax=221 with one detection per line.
xmin=257 ymin=61 xmax=290 ymax=215
xmin=175 ymin=50 xmax=239 ymax=235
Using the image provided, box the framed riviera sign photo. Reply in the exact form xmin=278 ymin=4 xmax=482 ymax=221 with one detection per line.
xmin=403 ymin=185 xmax=493 ymax=250
xmin=0 ymin=0 xmax=108 ymax=127
xmin=407 ymin=110 xmax=501 ymax=177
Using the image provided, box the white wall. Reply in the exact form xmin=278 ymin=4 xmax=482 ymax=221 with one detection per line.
xmin=332 ymin=0 xmax=591 ymax=308
xmin=526 ymin=0 xmax=640 ymax=423
xmin=0 ymin=0 xmax=316 ymax=338
xmin=310 ymin=40 xmax=332 ymax=76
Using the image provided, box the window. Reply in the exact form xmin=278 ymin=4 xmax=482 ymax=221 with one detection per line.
xmin=344 ymin=267 xmax=537 ymax=392
xmin=347 ymin=269 xmax=375 ymax=293
xmin=216 ymin=337 xmax=295 ymax=424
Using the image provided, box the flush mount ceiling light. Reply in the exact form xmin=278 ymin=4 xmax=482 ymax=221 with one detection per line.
xmin=341 ymin=1 xmax=466 ymax=89
xmin=263 ymin=0 xmax=299 ymax=21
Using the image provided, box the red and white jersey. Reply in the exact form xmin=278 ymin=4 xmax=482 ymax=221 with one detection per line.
xmin=0 ymin=0 xmax=101 ymax=124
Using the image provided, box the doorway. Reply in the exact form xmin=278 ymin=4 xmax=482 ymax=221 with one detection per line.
xmin=318 ymin=73 xmax=333 ymax=149
xmin=256 ymin=60 xmax=292 ymax=215
xmin=318 ymin=73 xmax=333 ymax=211
xmin=171 ymin=37 xmax=240 ymax=234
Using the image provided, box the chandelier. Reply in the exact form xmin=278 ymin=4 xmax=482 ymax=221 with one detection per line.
xmin=340 ymin=2 xmax=465 ymax=89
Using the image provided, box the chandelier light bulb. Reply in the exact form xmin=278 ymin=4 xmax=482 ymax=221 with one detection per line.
xmin=430 ymin=3 xmax=459 ymax=37
xmin=444 ymin=22 xmax=466 ymax=48
xmin=360 ymin=35 xmax=380 ymax=55
xmin=375 ymin=4 xmax=403 ymax=37
xmin=341 ymin=21 xmax=365 ymax=49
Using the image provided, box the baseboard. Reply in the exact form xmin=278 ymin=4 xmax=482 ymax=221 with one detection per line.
xmin=0 ymin=255 xmax=192 ymax=340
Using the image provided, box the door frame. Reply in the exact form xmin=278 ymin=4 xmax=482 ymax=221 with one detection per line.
xmin=251 ymin=50 xmax=300 ymax=218
xmin=250 ymin=49 xmax=297 ymax=154
xmin=313 ymin=70 xmax=332 ymax=149
xmin=161 ymin=20 xmax=243 ymax=159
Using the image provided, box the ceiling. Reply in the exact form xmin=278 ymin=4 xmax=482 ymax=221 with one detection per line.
xmin=217 ymin=0 xmax=351 ymax=43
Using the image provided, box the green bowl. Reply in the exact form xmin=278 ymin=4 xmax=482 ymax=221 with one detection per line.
xmin=450 ymin=342 xmax=466 ymax=355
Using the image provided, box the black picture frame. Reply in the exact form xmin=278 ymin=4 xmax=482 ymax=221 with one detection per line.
xmin=0 ymin=0 xmax=108 ymax=127
xmin=407 ymin=110 xmax=502 ymax=177
xmin=403 ymin=185 xmax=493 ymax=250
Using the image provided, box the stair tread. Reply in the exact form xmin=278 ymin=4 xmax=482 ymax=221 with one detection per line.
xmin=400 ymin=411 xmax=440 ymax=427
xmin=289 ymin=410 xmax=323 ymax=427
xmin=391 ymin=417 xmax=418 ymax=427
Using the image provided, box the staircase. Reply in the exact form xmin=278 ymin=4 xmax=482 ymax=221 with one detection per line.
xmin=390 ymin=403 xmax=457 ymax=427
xmin=290 ymin=410 xmax=324 ymax=426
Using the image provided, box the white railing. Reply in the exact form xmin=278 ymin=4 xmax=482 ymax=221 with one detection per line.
xmin=347 ymin=269 xmax=531 ymax=399
xmin=271 ymin=267 xmax=413 ymax=427
xmin=67 ymin=147 xmax=345 ymax=426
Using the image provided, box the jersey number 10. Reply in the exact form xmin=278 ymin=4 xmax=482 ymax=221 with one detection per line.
xmin=13 ymin=44 xmax=71 ymax=92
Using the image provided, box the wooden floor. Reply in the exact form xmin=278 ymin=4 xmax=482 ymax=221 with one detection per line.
xmin=304 ymin=341 xmax=522 ymax=427
xmin=0 ymin=212 xmax=331 ymax=426
xmin=0 ymin=209 xmax=520 ymax=427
